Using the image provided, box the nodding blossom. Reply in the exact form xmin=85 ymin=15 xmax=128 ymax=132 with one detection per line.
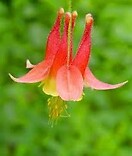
xmin=9 ymin=8 xmax=127 ymax=123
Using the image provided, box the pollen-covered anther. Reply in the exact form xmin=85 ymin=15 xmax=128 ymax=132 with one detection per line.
xmin=55 ymin=105 xmax=58 ymax=109
xmin=65 ymin=104 xmax=68 ymax=109
xmin=85 ymin=13 xmax=93 ymax=24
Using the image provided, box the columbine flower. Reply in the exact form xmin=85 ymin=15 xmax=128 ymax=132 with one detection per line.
xmin=9 ymin=8 xmax=127 ymax=123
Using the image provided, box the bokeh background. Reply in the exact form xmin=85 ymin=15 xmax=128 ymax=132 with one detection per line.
xmin=0 ymin=0 xmax=132 ymax=155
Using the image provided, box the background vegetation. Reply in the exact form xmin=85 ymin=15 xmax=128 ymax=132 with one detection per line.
xmin=0 ymin=0 xmax=132 ymax=155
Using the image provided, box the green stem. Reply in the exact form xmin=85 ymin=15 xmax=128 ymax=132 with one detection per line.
xmin=68 ymin=0 xmax=72 ymax=12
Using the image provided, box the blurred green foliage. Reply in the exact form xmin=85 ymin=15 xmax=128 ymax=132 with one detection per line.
xmin=0 ymin=0 xmax=132 ymax=155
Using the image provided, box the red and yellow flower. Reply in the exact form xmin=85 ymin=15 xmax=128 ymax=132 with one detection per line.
xmin=9 ymin=8 xmax=127 ymax=122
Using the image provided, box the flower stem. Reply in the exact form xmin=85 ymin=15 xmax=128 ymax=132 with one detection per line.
xmin=68 ymin=0 xmax=72 ymax=12
xmin=67 ymin=0 xmax=72 ymax=66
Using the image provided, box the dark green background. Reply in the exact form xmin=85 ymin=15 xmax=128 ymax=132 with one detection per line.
xmin=0 ymin=0 xmax=132 ymax=155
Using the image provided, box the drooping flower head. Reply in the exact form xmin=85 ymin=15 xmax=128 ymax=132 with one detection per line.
xmin=9 ymin=8 xmax=127 ymax=124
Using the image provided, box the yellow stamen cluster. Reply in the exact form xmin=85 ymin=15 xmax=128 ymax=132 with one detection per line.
xmin=48 ymin=97 xmax=70 ymax=126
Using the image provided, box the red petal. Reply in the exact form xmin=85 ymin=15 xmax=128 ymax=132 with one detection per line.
xmin=50 ymin=12 xmax=71 ymax=76
xmin=72 ymin=11 xmax=78 ymax=29
xmin=26 ymin=59 xmax=35 ymax=68
xmin=45 ymin=8 xmax=64 ymax=60
xmin=72 ymin=14 xmax=93 ymax=75
xmin=69 ymin=11 xmax=78 ymax=61
xmin=84 ymin=68 xmax=128 ymax=90
xmin=56 ymin=65 xmax=83 ymax=101
xmin=9 ymin=60 xmax=50 ymax=83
